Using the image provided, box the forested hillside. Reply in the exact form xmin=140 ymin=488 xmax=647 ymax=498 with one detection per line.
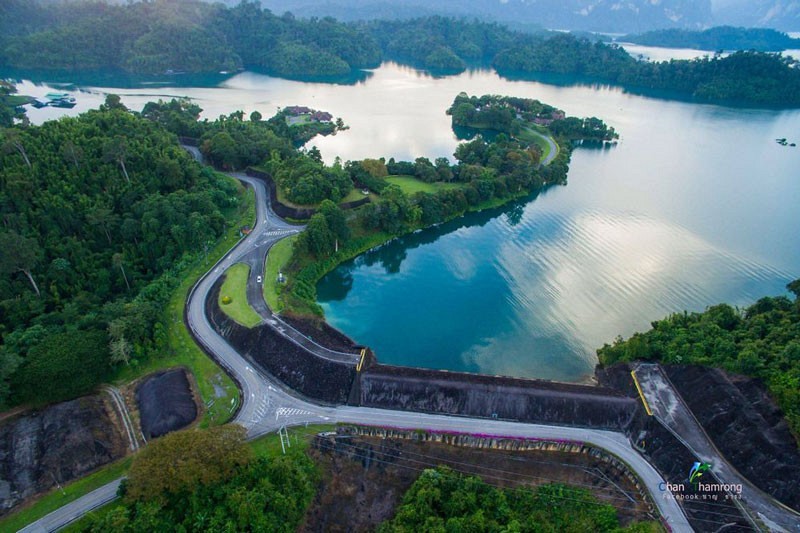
xmin=494 ymin=33 xmax=800 ymax=106
xmin=599 ymin=281 xmax=800 ymax=438
xmin=3 ymin=2 xmax=800 ymax=105
xmin=0 ymin=97 xmax=239 ymax=406
xmin=0 ymin=0 xmax=380 ymax=78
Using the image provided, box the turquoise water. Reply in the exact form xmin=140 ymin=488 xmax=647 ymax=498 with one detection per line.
xmin=7 ymin=61 xmax=800 ymax=382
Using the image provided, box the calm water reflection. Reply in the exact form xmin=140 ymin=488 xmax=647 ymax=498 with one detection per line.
xmin=7 ymin=61 xmax=799 ymax=382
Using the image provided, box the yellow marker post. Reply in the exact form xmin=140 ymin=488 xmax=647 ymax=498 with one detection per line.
xmin=356 ymin=348 xmax=366 ymax=372
xmin=631 ymin=370 xmax=653 ymax=416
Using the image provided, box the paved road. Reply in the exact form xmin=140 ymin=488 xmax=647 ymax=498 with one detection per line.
xmin=526 ymin=128 xmax=559 ymax=166
xmin=635 ymin=363 xmax=800 ymax=532
xmin=18 ymin=479 xmax=122 ymax=533
xmin=20 ymin=158 xmax=692 ymax=532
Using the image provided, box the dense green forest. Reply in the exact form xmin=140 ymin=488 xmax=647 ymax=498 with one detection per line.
xmin=363 ymin=17 xmax=519 ymax=71
xmin=493 ymin=33 xmax=800 ymax=106
xmin=0 ymin=0 xmax=380 ymax=78
xmin=623 ymin=26 xmax=800 ymax=52
xmin=82 ymin=425 xmax=318 ymax=531
xmin=447 ymin=93 xmax=618 ymax=142
xmin=0 ymin=97 xmax=241 ymax=406
xmin=599 ymin=281 xmax=800 ymax=438
xmin=380 ymin=466 xmax=656 ymax=532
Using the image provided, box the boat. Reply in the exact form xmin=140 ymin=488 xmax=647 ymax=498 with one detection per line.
xmin=45 ymin=92 xmax=70 ymax=100
xmin=49 ymin=98 xmax=76 ymax=108
xmin=30 ymin=98 xmax=48 ymax=108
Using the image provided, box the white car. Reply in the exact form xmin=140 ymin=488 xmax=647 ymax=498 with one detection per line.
xmin=256 ymin=275 xmax=262 ymax=283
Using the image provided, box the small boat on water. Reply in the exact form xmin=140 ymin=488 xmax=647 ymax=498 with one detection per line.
xmin=49 ymin=98 xmax=76 ymax=108
xmin=45 ymin=92 xmax=70 ymax=100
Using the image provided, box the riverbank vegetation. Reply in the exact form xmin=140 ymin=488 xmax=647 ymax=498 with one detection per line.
xmin=599 ymin=280 xmax=800 ymax=439
xmin=2 ymin=2 xmax=800 ymax=106
xmin=493 ymin=33 xmax=800 ymax=106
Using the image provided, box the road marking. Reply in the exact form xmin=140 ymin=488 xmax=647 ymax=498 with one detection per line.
xmin=630 ymin=369 xmax=653 ymax=416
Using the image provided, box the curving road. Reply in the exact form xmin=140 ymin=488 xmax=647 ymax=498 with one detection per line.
xmin=21 ymin=157 xmax=693 ymax=532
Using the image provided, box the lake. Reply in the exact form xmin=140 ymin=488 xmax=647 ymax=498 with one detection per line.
xmin=7 ymin=59 xmax=800 ymax=383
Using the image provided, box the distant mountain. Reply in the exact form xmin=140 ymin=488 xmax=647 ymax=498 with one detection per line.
xmin=711 ymin=0 xmax=800 ymax=32
xmin=257 ymin=0 xmax=714 ymax=32
xmin=257 ymin=0 xmax=800 ymax=32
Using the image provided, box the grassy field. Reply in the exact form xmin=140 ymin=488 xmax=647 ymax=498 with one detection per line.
xmin=264 ymin=235 xmax=297 ymax=312
xmin=517 ymin=127 xmax=558 ymax=162
xmin=0 ymin=457 xmax=132 ymax=533
xmin=218 ymin=263 xmax=263 ymax=328
xmin=385 ymin=175 xmax=463 ymax=195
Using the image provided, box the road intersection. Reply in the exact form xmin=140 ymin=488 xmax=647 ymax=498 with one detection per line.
xmin=21 ymin=166 xmax=693 ymax=532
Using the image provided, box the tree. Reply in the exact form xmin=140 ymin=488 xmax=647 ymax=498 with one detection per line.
xmin=0 ymin=230 xmax=42 ymax=296
xmin=61 ymin=139 xmax=84 ymax=170
xmin=126 ymin=424 xmax=251 ymax=503
xmin=319 ymin=199 xmax=349 ymax=243
xmin=249 ymin=110 xmax=262 ymax=122
xmin=113 ymin=253 xmax=131 ymax=291
xmin=11 ymin=329 xmax=110 ymax=404
xmin=302 ymin=213 xmax=334 ymax=256
xmin=2 ymin=129 xmax=31 ymax=169
xmin=103 ymin=136 xmax=130 ymax=183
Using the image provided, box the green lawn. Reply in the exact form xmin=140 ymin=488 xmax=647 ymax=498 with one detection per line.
xmin=517 ymin=127 xmax=558 ymax=162
xmin=219 ymin=263 xmax=263 ymax=328
xmin=0 ymin=457 xmax=132 ymax=533
xmin=384 ymin=175 xmax=463 ymax=195
xmin=249 ymin=424 xmax=335 ymax=457
xmin=341 ymin=187 xmax=370 ymax=203
xmin=264 ymin=235 xmax=297 ymax=312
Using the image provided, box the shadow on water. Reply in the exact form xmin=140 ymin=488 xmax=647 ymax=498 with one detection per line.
xmin=0 ymin=66 xmax=374 ymax=89
xmin=319 ymin=189 xmax=546 ymax=302
xmin=496 ymin=69 xmax=800 ymax=110
xmin=0 ymin=67 xmax=237 ymax=89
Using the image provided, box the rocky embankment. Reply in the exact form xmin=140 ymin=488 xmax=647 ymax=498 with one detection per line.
xmin=360 ymin=364 xmax=638 ymax=430
xmin=207 ymin=279 xmax=358 ymax=404
xmin=663 ymin=365 xmax=800 ymax=512
xmin=597 ymin=364 xmax=751 ymax=531
xmin=0 ymin=395 xmax=126 ymax=515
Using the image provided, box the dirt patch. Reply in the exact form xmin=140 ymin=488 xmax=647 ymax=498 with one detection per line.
xmin=0 ymin=395 xmax=126 ymax=515
xmin=135 ymin=369 xmax=198 ymax=440
xmin=663 ymin=365 xmax=800 ymax=512
xmin=302 ymin=430 xmax=656 ymax=532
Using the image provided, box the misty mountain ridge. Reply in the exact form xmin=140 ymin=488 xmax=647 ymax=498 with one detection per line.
xmin=256 ymin=0 xmax=799 ymax=32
